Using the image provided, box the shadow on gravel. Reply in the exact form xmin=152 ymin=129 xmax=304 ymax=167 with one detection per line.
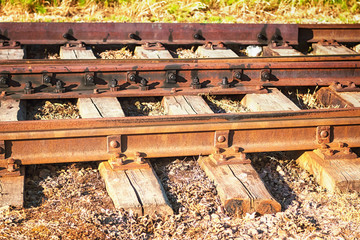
xmin=24 ymin=162 xmax=108 ymax=209
xmin=250 ymin=151 xmax=303 ymax=211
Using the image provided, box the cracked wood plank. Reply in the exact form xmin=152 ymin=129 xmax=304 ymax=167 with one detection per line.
xmin=162 ymin=95 xmax=213 ymax=115
xmin=99 ymin=162 xmax=173 ymax=215
xmin=198 ymin=156 xmax=281 ymax=216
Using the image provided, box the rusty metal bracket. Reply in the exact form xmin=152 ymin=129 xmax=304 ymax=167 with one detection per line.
xmin=315 ymin=144 xmax=357 ymax=160
xmin=107 ymin=135 xmax=121 ymax=153
xmin=214 ymin=130 xmax=229 ymax=148
xmin=209 ymin=152 xmax=251 ymax=166
xmin=317 ymin=126 xmax=331 ymax=144
xmin=62 ymin=42 xmax=86 ymax=50
xmin=0 ymin=41 xmax=21 ymax=49
xmin=0 ymin=140 xmax=4 ymax=160
xmin=268 ymin=41 xmax=292 ymax=49
xmin=203 ymin=42 xmax=227 ymax=50
xmin=318 ymin=39 xmax=340 ymax=46
xmin=0 ymin=158 xmax=21 ymax=177
xmin=108 ymin=152 xmax=151 ymax=171
xmin=329 ymin=81 xmax=360 ymax=92
xmin=142 ymin=42 xmax=165 ymax=50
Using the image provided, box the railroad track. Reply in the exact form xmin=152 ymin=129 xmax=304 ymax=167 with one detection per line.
xmin=0 ymin=23 xmax=360 ymax=217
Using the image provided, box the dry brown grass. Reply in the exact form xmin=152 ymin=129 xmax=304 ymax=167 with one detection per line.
xmin=0 ymin=0 xmax=358 ymax=23
xmin=26 ymin=100 xmax=80 ymax=120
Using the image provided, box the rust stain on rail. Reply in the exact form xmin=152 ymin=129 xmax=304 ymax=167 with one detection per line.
xmin=0 ymin=109 xmax=359 ymax=165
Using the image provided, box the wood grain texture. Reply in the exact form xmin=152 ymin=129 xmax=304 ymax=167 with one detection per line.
xmin=198 ymin=156 xmax=280 ymax=216
xmin=241 ymin=88 xmax=300 ymax=112
xmin=263 ymin=46 xmax=303 ymax=56
xmin=77 ymin=98 xmax=102 ymax=119
xmin=134 ymin=46 xmax=173 ymax=59
xmin=126 ymin=168 xmax=173 ymax=215
xmin=162 ymin=95 xmax=213 ymax=115
xmin=59 ymin=46 xmax=96 ymax=59
xmin=0 ymin=49 xmax=25 ymax=59
xmin=90 ymin=97 xmax=125 ymax=118
xmin=99 ymin=162 xmax=173 ymax=215
xmin=336 ymin=92 xmax=360 ymax=107
xmin=312 ymin=43 xmax=357 ymax=55
xmin=78 ymin=98 xmax=125 ymax=119
xmin=196 ymin=46 xmax=238 ymax=58
xmin=0 ymin=167 xmax=25 ymax=208
xmin=297 ymin=151 xmax=360 ymax=192
xmin=0 ymin=99 xmax=26 ymax=121
xmin=98 ymin=162 xmax=142 ymax=215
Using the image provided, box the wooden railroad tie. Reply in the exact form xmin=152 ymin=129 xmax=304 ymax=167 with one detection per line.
xmin=94 ymin=45 xmax=174 ymax=215
xmin=199 ymin=154 xmax=281 ymax=217
xmin=0 ymin=99 xmax=26 ymax=208
xmin=297 ymin=147 xmax=360 ymax=193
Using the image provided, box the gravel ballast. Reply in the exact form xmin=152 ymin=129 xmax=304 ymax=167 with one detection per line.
xmin=1 ymin=153 xmax=359 ymax=239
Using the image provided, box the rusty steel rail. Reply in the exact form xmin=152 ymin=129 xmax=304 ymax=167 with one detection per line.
xmin=0 ymin=108 xmax=360 ymax=165
xmin=1 ymin=55 xmax=360 ymax=99
xmin=0 ymin=23 xmax=359 ymax=45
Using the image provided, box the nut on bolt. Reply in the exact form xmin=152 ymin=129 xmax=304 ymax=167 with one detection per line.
xmin=24 ymin=81 xmax=34 ymax=94
xmin=127 ymin=72 xmax=136 ymax=82
xmin=7 ymin=158 xmax=17 ymax=172
xmin=109 ymin=79 xmax=118 ymax=92
xmin=219 ymin=154 xmax=227 ymax=162
xmin=0 ymin=75 xmax=8 ymax=85
xmin=54 ymin=80 xmax=65 ymax=93
xmin=261 ymin=69 xmax=271 ymax=82
xmin=140 ymin=78 xmax=149 ymax=91
xmin=167 ymin=72 xmax=177 ymax=83
xmin=221 ymin=77 xmax=230 ymax=89
xmin=43 ymin=74 xmax=52 ymax=84
xmin=85 ymin=73 xmax=95 ymax=86
xmin=135 ymin=152 xmax=145 ymax=164
xmin=233 ymin=71 xmax=242 ymax=80
xmin=342 ymin=147 xmax=352 ymax=155
xmin=191 ymin=77 xmax=201 ymax=89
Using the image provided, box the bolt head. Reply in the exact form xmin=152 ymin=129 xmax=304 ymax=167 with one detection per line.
xmin=320 ymin=130 xmax=329 ymax=138
xmin=128 ymin=73 xmax=136 ymax=82
xmin=342 ymin=147 xmax=352 ymax=155
xmin=239 ymin=152 xmax=247 ymax=160
xmin=217 ymin=135 xmax=226 ymax=143
xmin=213 ymin=147 xmax=221 ymax=154
xmin=110 ymin=140 xmax=119 ymax=148
xmin=234 ymin=71 xmax=242 ymax=80
xmin=232 ymin=146 xmax=240 ymax=153
xmin=261 ymin=70 xmax=271 ymax=81
xmin=326 ymin=149 xmax=334 ymax=156
xmin=168 ymin=73 xmax=176 ymax=81
xmin=219 ymin=154 xmax=227 ymax=161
